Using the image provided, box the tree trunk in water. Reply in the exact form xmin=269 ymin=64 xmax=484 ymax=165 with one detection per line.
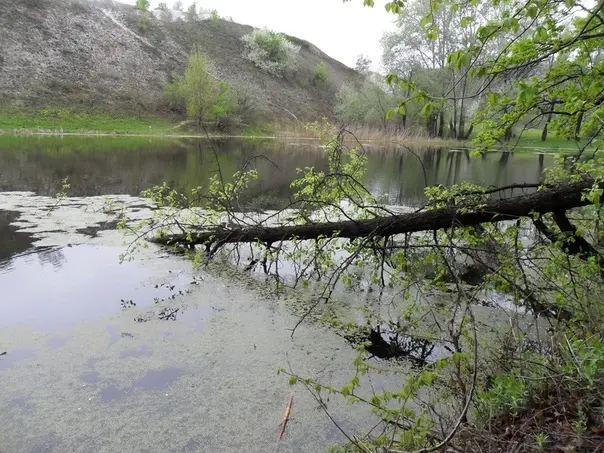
xmin=541 ymin=123 xmax=549 ymax=142
xmin=151 ymin=179 xmax=596 ymax=248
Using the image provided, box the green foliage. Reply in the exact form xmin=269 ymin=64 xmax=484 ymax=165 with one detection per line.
xmin=135 ymin=0 xmax=150 ymax=31
xmin=137 ymin=13 xmax=149 ymax=32
xmin=335 ymin=81 xmax=407 ymax=130
xmin=476 ymin=372 xmax=528 ymax=420
xmin=48 ymin=176 xmax=71 ymax=215
xmin=135 ymin=0 xmax=149 ymax=11
xmin=313 ymin=62 xmax=329 ymax=85
xmin=164 ymin=51 xmax=237 ymax=128
xmin=0 ymin=107 xmax=174 ymax=134
xmin=241 ymin=28 xmax=300 ymax=77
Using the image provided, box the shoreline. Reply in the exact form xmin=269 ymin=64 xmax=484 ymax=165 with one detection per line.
xmin=0 ymin=129 xmax=584 ymax=152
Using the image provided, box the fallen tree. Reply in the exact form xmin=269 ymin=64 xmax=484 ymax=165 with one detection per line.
xmin=150 ymin=177 xmax=597 ymax=249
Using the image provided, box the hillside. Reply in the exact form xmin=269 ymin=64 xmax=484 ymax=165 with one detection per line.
xmin=0 ymin=0 xmax=363 ymax=123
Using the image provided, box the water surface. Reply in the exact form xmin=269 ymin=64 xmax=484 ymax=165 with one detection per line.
xmin=0 ymin=136 xmax=555 ymax=453
xmin=0 ymin=135 xmax=552 ymax=207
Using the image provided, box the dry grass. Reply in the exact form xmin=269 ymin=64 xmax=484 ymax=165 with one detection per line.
xmin=269 ymin=122 xmax=466 ymax=147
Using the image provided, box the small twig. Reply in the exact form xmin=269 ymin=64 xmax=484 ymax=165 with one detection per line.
xmin=274 ymin=393 xmax=294 ymax=453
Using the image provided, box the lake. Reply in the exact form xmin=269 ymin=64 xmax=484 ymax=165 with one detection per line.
xmin=0 ymin=135 xmax=551 ymax=206
xmin=0 ymin=136 xmax=552 ymax=453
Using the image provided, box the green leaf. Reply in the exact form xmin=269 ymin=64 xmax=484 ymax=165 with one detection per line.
xmin=420 ymin=102 xmax=433 ymax=117
xmin=460 ymin=16 xmax=474 ymax=27
xmin=289 ymin=376 xmax=298 ymax=385
xmin=487 ymin=91 xmax=501 ymax=105
xmin=420 ymin=14 xmax=432 ymax=28
xmin=527 ymin=5 xmax=538 ymax=18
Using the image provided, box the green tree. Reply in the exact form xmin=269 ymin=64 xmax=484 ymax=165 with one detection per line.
xmin=313 ymin=62 xmax=329 ymax=85
xmin=335 ymin=81 xmax=408 ymax=131
xmin=135 ymin=0 xmax=149 ymax=11
xmin=371 ymin=0 xmax=604 ymax=149
xmin=165 ymin=52 xmax=237 ymax=129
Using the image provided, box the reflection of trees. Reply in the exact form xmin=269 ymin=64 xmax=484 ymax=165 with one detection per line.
xmin=366 ymin=148 xmax=553 ymax=206
xmin=37 ymin=248 xmax=66 ymax=269
xmin=0 ymin=137 xmax=554 ymax=209
xmin=0 ymin=211 xmax=34 ymax=268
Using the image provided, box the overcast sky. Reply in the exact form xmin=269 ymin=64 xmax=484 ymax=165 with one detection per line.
xmin=147 ymin=0 xmax=395 ymax=70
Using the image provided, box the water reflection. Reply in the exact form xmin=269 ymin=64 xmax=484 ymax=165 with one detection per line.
xmin=0 ymin=136 xmax=554 ymax=209
xmin=0 ymin=245 xmax=192 ymax=329
xmin=0 ymin=349 xmax=36 ymax=371
xmin=0 ymin=210 xmax=35 ymax=267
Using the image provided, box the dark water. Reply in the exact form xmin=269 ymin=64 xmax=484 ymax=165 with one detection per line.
xmin=0 ymin=210 xmax=35 ymax=261
xmin=0 ymin=136 xmax=552 ymax=208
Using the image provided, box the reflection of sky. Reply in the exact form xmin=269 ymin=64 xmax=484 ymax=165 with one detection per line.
xmin=0 ymin=245 xmax=190 ymax=330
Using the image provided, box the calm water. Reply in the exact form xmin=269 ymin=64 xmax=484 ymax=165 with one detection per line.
xmin=0 ymin=136 xmax=552 ymax=208
xmin=0 ymin=136 xmax=554 ymax=453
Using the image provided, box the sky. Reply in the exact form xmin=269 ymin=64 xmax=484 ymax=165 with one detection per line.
xmin=146 ymin=0 xmax=395 ymax=70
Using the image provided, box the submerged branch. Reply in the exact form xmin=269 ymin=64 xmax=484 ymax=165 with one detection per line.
xmin=150 ymin=178 xmax=596 ymax=248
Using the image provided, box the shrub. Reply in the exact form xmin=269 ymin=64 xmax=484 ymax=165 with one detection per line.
xmin=210 ymin=9 xmax=220 ymax=24
xmin=164 ymin=52 xmax=237 ymax=128
xmin=137 ymin=14 xmax=149 ymax=32
xmin=135 ymin=0 xmax=149 ymax=11
xmin=241 ymin=28 xmax=300 ymax=77
xmin=313 ymin=62 xmax=329 ymax=85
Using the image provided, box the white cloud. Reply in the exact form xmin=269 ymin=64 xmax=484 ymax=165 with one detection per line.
xmin=146 ymin=0 xmax=395 ymax=70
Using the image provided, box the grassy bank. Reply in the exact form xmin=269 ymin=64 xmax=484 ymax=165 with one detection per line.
xmin=0 ymin=108 xmax=585 ymax=153
xmin=0 ymin=107 xmax=177 ymax=135
xmin=506 ymin=128 xmax=587 ymax=151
